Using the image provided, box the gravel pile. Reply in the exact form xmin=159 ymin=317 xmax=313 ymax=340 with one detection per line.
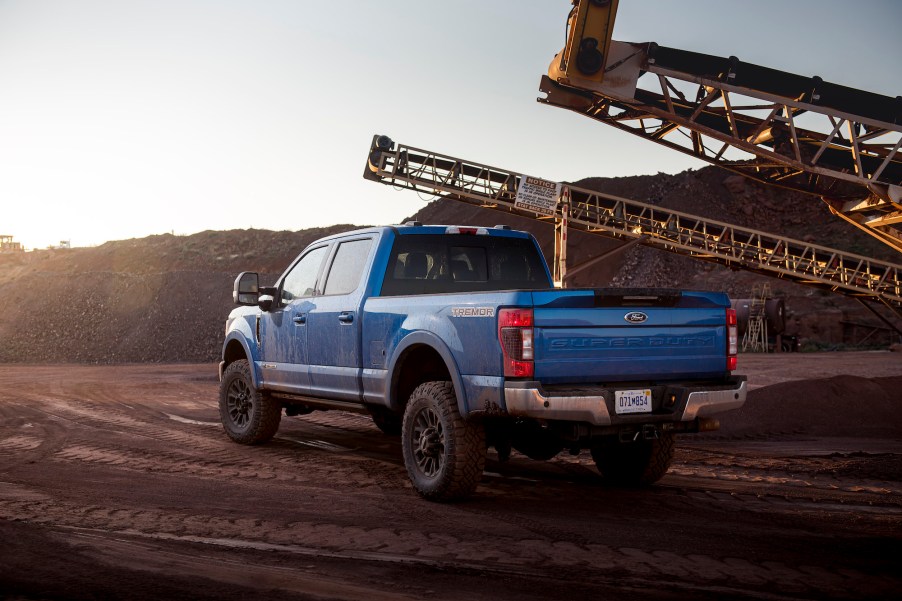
xmin=0 ymin=165 xmax=894 ymax=364
xmin=0 ymin=226 xmax=356 ymax=363
xmin=718 ymin=375 xmax=902 ymax=439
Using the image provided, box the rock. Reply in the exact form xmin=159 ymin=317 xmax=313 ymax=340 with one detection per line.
xmin=722 ymin=175 xmax=747 ymax=196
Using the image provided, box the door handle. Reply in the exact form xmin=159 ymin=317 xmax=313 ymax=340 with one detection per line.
xmin=338 ymin=312 xmax=354 ymax=324
xmin=293 ymin=314 xmax=307 ymax=325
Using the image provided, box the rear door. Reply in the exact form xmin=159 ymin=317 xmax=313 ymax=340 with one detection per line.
xmin=306 ymin=236 xmax=375 ymax=401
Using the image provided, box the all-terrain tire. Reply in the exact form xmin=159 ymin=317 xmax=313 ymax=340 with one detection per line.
xmin=401 ymin=381 xmax=486 ymax=501
xmin=590 ymin=432 xmax=675 ymax=485
xmin=219 ymin=359 xmax=281 ymax=445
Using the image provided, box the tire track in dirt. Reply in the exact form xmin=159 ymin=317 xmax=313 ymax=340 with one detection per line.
xmin=545 ymin=446 xmax=902 ymax=513
xmin=3 ymin=465 xmax=896 ymax=599
xmin=0 ymin=401 xmax=70 ymax=470
xmin=15 ymin=375 xmax=408 ymax=488
xmin=10 ymin=387 xmax=402 ymax=493
xmin=48 ymin=438 xmax=398 ymax=492
xmin=60 ymin=528 xmax=423 ymax=601
xmin=667 ymin=463 xmax=902 ymax=499
xmin=16 ymin=388 xmax=902 ymax=530
xmin=1 ymin=492 xmax=894 ymax=600
xmin=3 ymin=365 xmax=900 ymax=600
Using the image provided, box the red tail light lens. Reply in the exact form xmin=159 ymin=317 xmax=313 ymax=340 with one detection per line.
xmin=498 ymin=308 xmax=534 ymax=378
xmin=726 ymin=308 xmax=738 ymax=371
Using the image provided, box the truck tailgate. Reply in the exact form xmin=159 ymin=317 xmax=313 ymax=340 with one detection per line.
xmin=531 ymin=289 xmax=729 ymax=384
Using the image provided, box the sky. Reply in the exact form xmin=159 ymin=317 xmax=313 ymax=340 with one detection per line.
xmin=1 ymin=0 xmax=900 ymax=250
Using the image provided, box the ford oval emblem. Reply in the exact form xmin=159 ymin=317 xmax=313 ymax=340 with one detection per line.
xmin=624 ymin=311 xmax=648 ymax=324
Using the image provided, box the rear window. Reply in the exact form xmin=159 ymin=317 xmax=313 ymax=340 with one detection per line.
xmin=380 ymin=234 xmax=550 ymax=296
xmin=323 ymin=238 xmax=373 ymax=296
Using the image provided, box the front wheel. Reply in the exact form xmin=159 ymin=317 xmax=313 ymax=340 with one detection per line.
xmin=402 ymin=381 xmax=486 ymax=501
xmin=590 ymin=432 xmax=675 ymax=485
xmin=219 ymin=359 xmax=281 ymax=444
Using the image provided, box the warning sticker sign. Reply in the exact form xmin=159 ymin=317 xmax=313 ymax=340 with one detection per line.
xmin=515 ymin=176 xmax=561 ymax=216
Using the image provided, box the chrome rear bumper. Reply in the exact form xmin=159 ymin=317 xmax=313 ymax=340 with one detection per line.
xmin=503 ymin=377 xmax=747 ymax=426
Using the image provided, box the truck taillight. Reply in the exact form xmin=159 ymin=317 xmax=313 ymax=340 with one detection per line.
xmin=726 ymin=308 xmax=738 ymax=371
xmin=445 ymin=226 xmax=488 ymax=235
xmin=498 ymin=308 xmax=534 ymax=378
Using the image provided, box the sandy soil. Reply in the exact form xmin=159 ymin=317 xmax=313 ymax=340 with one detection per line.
xmin=737 ymin=350 xmax=902 ymax=388
xmin=1 ymin=352 xmax=900 ymax=600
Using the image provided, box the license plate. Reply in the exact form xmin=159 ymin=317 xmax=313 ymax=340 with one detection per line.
xmin=615 ymin=389 xmax=652 ymax=414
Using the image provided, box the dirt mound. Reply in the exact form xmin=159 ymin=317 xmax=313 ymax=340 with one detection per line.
xmin=0 ymin=165 xmax=895 ymax=364
xmin=0 ymin=226 xmax=359 ymax=363
xmin=717 ymin=375 xmax=902 ymax=439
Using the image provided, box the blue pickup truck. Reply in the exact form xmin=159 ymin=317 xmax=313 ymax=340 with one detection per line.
xmin=220 ymin=223 xmax=746 ymax=500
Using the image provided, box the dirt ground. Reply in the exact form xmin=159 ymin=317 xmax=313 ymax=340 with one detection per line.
xmin=1 ymin=352 xmax=900 ymax=600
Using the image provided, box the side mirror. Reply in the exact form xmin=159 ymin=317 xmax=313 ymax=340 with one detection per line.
xmin=233 ymin=272 xmax=259 ymax=305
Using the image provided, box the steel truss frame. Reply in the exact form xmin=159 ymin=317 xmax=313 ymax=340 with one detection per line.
xmin=365 ymin=136 xmax=901 ymax=313
xmin=539 ymin=42 xmax=902 ymax=252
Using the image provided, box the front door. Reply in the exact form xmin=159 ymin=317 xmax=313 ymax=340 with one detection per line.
xmin=259 ymin=244 xmax=330 ymax=394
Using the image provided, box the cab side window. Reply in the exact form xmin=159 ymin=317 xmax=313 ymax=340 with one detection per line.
xmin=281 ymin=245 xmax=329 ymax=303
xmin=324 ymin=239 xmax=373 ymax=296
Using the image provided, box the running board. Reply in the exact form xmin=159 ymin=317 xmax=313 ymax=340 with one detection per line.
xmin=270 ymin=392 xmax=370 ymax=414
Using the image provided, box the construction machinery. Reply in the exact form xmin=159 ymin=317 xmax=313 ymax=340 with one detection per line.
xmin=365 ymin=135 xmax=900 ymax=312
xmin=363 ymin=1 xmax=901 ymax=336
xmin=542 ymin=0 xmax=902 ymax=253
xmin=0 ymin=235 xmax=24 ymax=253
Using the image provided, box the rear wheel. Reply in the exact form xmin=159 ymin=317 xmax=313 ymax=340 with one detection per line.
xmin=402 ymin=381 xmax=485 ymax=501
xmin=219 ymin=359 xmax=281 ymax=444
xmin=590 ymin=433 xmax=675 ymax=485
